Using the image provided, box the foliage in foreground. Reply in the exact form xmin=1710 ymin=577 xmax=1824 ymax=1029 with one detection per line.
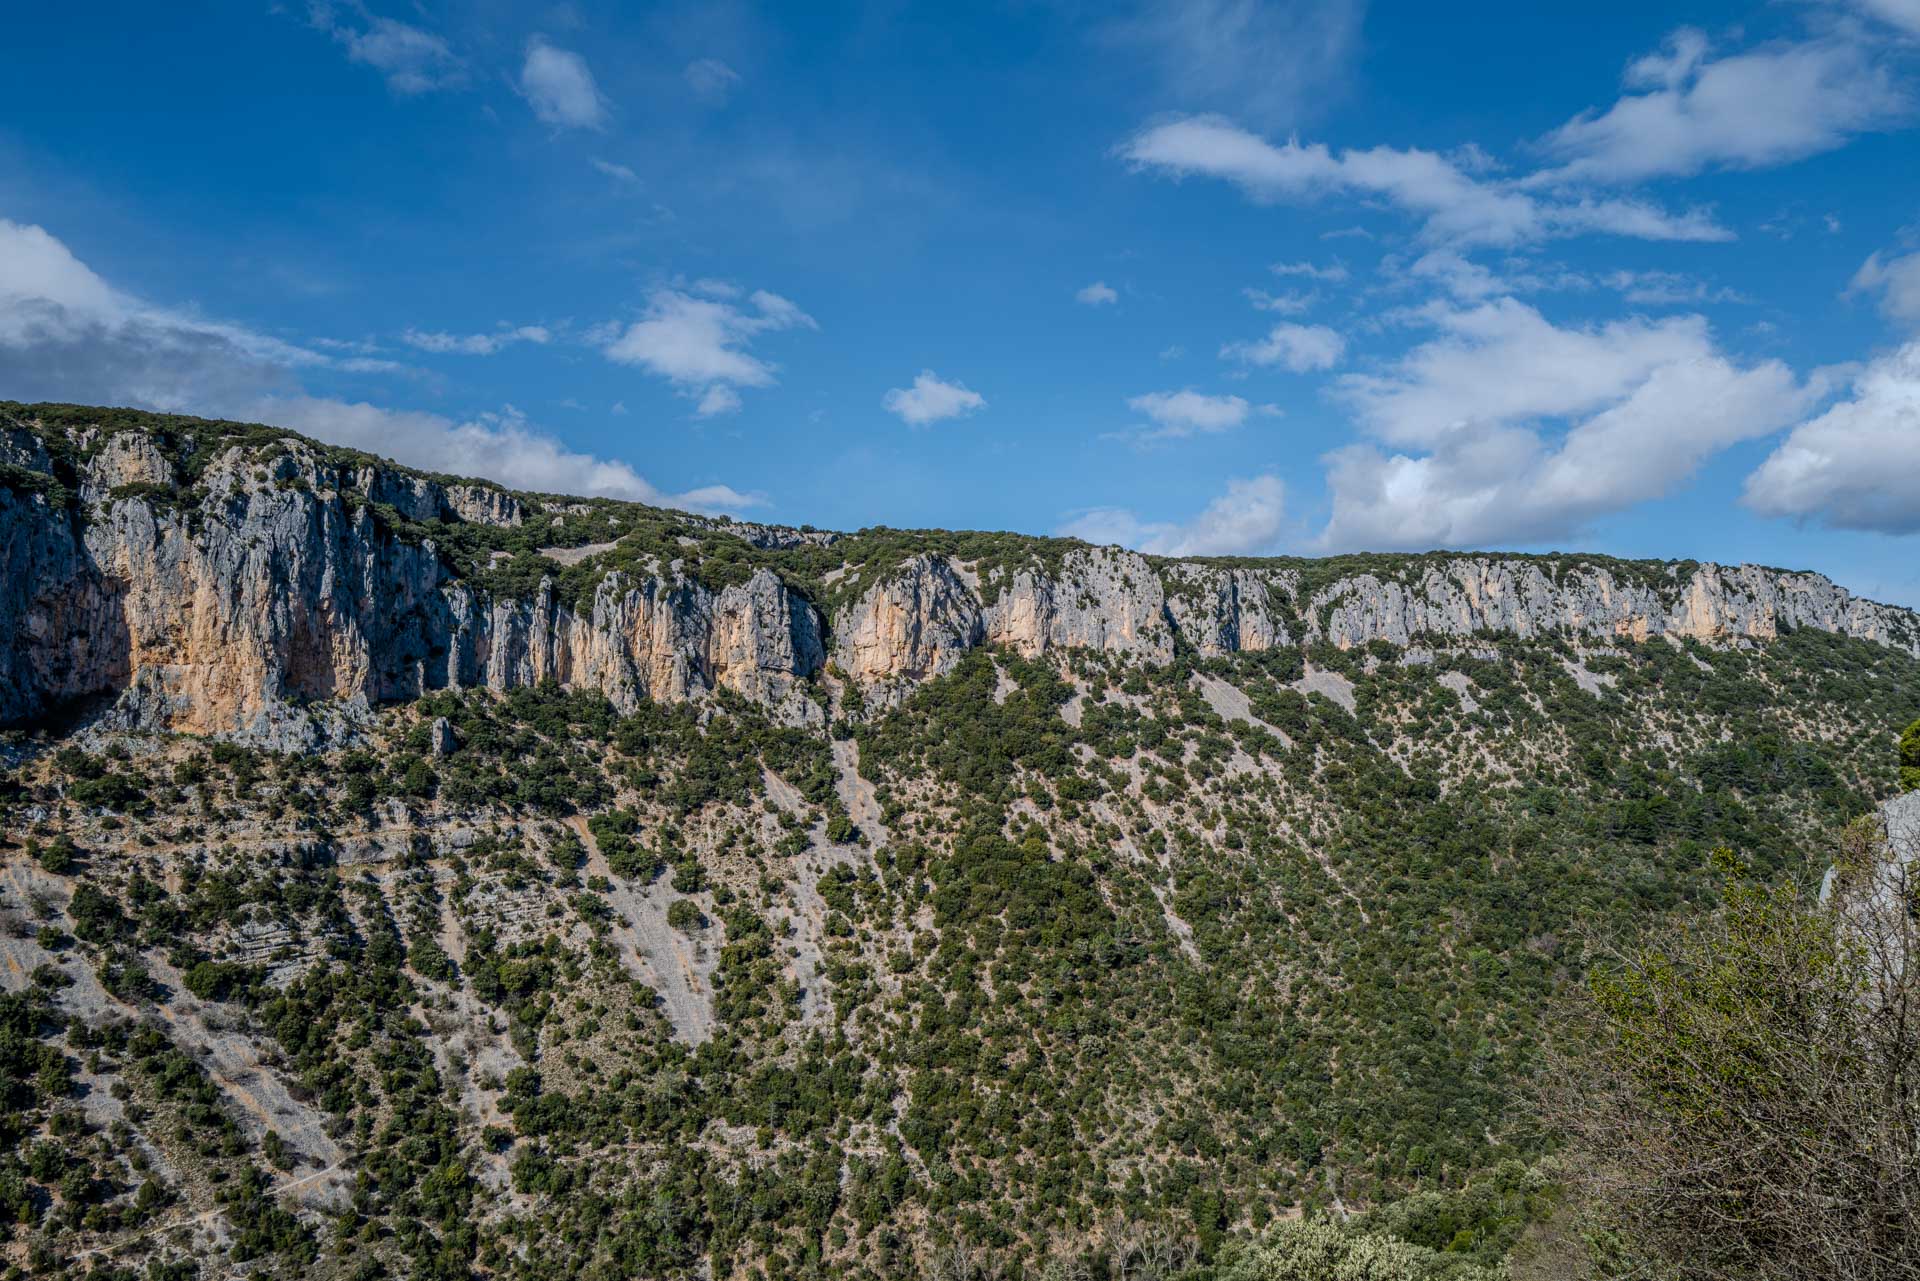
xmin=1544 ymin=837 xmax=1920 ymax=1281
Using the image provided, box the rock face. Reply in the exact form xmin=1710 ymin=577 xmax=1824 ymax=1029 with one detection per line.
xmin=829 ymin=551 xmax=1920 ymax=683
xmin=4 ymin=409 xmax=1918 ymax=746
xmin=2 ymin=429 xmax=826 ymax=746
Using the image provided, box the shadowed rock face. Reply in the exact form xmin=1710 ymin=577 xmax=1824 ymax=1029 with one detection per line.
xmin=4 ymin=410 xmax=1918 ymax=746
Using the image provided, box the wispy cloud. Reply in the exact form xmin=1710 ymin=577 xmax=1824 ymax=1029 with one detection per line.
xmin=1076 ymin=281 xmax=1120 ymax=306
xmin=590 ymin=158 xmax=639 ymax=184
xmin=1120 ymin=115 xmax=1730 ymax=247
xmin=1103 ymin=0 xmax=1364 ymax=127
xmin=1271 ymin=260 xmax=1349 ymax=282
xmin=684 ymin=58 xmax=741 ymax=104
xmin=402 ymin=324 xmax=552 ymax=355
xmin=1529 ymin=28 xmax=1908 ymax=186
xmin=308 ymin=3 xmax=464 ymax=95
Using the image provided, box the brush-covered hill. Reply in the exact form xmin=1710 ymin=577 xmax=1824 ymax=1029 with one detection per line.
xmin=3 ymin=402 xmax=1918 ymax=1280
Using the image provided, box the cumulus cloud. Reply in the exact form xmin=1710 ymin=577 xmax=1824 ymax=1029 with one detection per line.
xmin=1125 ymin=389 xmax=1272 ymax=439
xmin=520 ymin=37 xmax=610 ymax=129
xmin=1059 ymin=474 xmax=1286 ymax=556
xmin=1850 ymin=250 xmax=1920 ymax=326
xmin=1743 ymin=340 xmax=1920 ymax=533
xmin=1076 ymin=281 xmax=1120 ymax=306
xmin=1532 ymin=29 xmax=1908 ymax=186
xmin=1222 ymin=321 xmax=1345 ymax=371
xmin=309 ymin=4 xmax=464 ymax=94
xmin=0 ymin=218 xmax=754 ymax=514
xmin=1120 ymin=116 xmax=1730 ymax=247
xmin=1317 ymin=297 xmax=1817 ymax=548
xmin=882 ymin=371 xmax=986 ymax=426
xmin=402 ymin=325 xmax=551 ymax=355
xmin=600 ymin=287 xmax=815 ymax=414
xmin=684 ymin=58 xmax=741 ymax=103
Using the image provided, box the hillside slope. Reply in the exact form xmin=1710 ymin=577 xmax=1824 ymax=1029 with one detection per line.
xmin=3 ymin=403 xmax=1918 ymax=1280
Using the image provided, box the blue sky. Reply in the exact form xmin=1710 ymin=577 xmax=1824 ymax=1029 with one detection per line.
xmin=4 ymin=1 xmax=1920 ymax=603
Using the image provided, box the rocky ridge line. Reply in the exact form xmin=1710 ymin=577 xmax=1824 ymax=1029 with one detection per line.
xmin=4 ymin=410 xmax=1916 ymax=747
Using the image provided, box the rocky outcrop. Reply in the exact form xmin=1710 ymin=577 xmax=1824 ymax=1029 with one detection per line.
xmin=833 ymin=554 xmax=983 ymax=689
xmin=984 ymin=547 xmax=1176 ymax=661
xmin=4 ymin=409 xmax=1917 ymax=747
xmin=1304 ymin=559 xmax=1920 ymax=653
xmin=2 ymin=428 xmax=826 ymax=746
xmin=831 ymin=551 xmax=1919 ymax=687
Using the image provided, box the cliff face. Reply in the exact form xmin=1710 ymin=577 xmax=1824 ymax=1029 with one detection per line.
xmin=4 ymin=407 xmax=1917 ymax=745
xmin=2 ymin=426 xmax=825 ymax=747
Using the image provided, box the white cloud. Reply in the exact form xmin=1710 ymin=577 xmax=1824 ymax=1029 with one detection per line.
xmin=1317 ymin=297 xmax=1816 ymax=548
xmin=0 ymin=218 xmax=753 ymax=514
xmin=1125 ymin=389 xmax=1271 ymax=439
xmin=0 ymin=217 xmax=336 ymax=408
xmin=1244 ymin=288 xmax=1316 ymax=314
xmin=1400 ymin=252 xmax=1593 ymax=301
xmin=1337 ymin=299 xmax=1713 ymax=444
xmin=1271 ymin=260 xmax=1348 ymax=282
xmin=1602 ymin=269 xmax=1744 ymax=306
xmin=1120 ymin=116 xmax=1730 ymax=247
xmin=243 ymin=397 xmax=764 ymax=511
xmin=600 ymin=288 xmax=815 ymax=413
xmin=1223 ymin=321 xmax=1344 ymax=372
xmin=1850 ymin=250 xmax=1920 ymax=326
xmin=684 ymin=58 xmax=741 ymax=103
xmin=1076 ymin=281 xmax=1120 ymax=306
xmin=1104 ymin=0 xmax=1363 ymax=127
xmin=1852 ymin=0 xmax=1920 ymax=34
xmin=309 ymin=4 xmax=464 ymax=94
xmin=1060 ymin=474 xmax=1286 ymax=557
xmin=520 ymin=37 xmax=609 ymax=130
xmin=1532 ymin=29 xmax=1908 ymax=185
xmin=881 ymin=371 xmax=986 ymax=426
xmin=591 ymin=158 xmax=639 ymax=184
xmin=401 ymin=325 xmax=551 ymax=355
xmin=696 ymin=385 xmax=742 ymax=417
xmin=1743 ymin=339 xmax=1920 ymax=533
xmin=1407 ymin=251 xmax=1509 ymax=301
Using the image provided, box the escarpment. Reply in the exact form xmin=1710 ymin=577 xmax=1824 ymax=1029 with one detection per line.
xmin=4 ymin=402 xmax=1917 ymax=746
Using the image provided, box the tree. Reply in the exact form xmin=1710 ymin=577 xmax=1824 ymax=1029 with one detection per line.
xmin=1216 ymin=1218 xmax=1500 ymax=1281
xmin=1900 ymin=717 xmax=1920 ymax=790
xmin=1543 ymin=846 xmax=1920 ymax=1281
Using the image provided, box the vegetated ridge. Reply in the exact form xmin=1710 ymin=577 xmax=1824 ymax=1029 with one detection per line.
xmin=3 ymin=402 xmax=1918 ymax=1281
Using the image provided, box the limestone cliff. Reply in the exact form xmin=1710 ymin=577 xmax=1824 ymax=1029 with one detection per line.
xmin=2 ymin=413 xmax=824 ymax=746
xmin=3 ymin=404 xmax=1917 ymax=745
